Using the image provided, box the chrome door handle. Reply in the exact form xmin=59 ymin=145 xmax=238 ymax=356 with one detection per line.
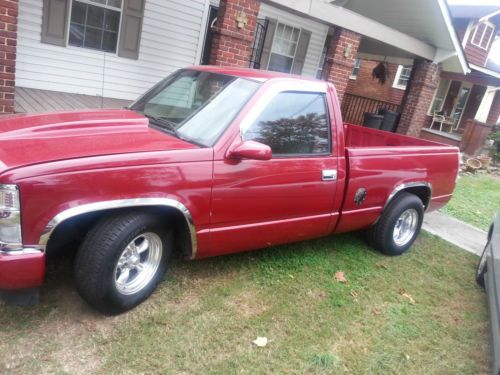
xmin=322 ymin=169 xmax=337 ymax=181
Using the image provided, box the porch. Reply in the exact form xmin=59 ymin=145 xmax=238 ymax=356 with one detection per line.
xmin=419 ymin=67 xmax=500 ymax=150
xmin=14 ymin=87 xmax=131 ymax=113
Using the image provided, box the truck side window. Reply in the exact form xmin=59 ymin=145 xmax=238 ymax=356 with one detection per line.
xmin=243 ymin=92 xmax=331 ymax=155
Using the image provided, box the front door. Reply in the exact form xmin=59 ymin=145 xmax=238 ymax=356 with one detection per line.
xmin=209 ymin=86 xmax=339 ymax=256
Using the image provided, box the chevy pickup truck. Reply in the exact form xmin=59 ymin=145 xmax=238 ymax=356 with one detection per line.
xmin=0 ymin=66 xmax=460 ymax=313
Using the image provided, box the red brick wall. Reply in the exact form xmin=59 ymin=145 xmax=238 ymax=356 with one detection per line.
xmin=397 ymin=60 xmax=441 ymax=137
xmin=209 ymin=0 xmax=260 ymax=67
xmin=323 ymin=27 xmax=361 ymax=104
xmin=487 ymin=90 xmax=500 ymax=125
xmin=345 ymin=61 xmax=405 ymax=105
xmin=0 ymin=0 xmax=17 ymax=114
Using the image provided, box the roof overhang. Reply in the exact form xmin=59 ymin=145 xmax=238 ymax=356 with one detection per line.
xmin=470 ymin=64 xmax=500 ymax=81
xmin=266 ymin=0 xmax=469 ymax=74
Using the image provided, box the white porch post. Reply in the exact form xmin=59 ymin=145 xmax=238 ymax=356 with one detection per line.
xmin=475 ymin=86 xmax=499 ymax=123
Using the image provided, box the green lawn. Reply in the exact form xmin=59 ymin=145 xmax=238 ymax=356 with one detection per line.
xmin=442 ymin=174 xmax=500 ymax=231
xmin=0 ymin=232 xmax=489 ymax=375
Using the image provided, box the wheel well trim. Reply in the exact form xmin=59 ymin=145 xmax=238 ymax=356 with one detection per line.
xmin=384 ymin=181 xmax=432 ymax=211
xmin=38 ymin=198 xmax=197 ymax=259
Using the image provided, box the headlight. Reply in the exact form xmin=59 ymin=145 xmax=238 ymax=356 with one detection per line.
xmin=0 ymin=184 xmax=22 ymax=251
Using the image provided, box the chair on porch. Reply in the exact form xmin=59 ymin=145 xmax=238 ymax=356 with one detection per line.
xmin=429 ymin=111 xmax=457 ymax=133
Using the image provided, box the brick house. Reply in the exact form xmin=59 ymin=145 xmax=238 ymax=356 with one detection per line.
xmin=1 ymin=0 xmax=469 ymax=144
xmin=345 ymin=3 xmax=500 ymax=154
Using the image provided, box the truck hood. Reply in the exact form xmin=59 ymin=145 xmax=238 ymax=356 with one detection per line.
xmin=0 ymin=109 xmax=198 ymax=171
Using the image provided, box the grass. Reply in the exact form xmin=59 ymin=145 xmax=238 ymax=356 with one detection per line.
xmin=0 ymin=232 xmax=489 ymax=374
xmin=442 ymin=174 xmax=500 ymax=231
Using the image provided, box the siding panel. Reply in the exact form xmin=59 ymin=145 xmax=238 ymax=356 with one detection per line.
xmin=16 ymin=0 xmax=210 ymax=100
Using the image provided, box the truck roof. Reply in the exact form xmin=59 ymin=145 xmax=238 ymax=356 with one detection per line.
xmin=187 ymin=65 xmax=324 ymax=82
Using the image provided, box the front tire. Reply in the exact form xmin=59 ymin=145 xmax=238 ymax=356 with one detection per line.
xmin=367 ymin=192 xmax=424 ymax=255
xmin=74 ymin=212 xmax=172 ymax=314
xmin=475 ymin=244 xmax=488 ymax=288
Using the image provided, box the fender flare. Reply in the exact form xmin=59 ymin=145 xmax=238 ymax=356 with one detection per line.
xmin=383 ymin=181 xmax=432 ymax=211
xmin=38 ymin=198 xmax=197 ymax=259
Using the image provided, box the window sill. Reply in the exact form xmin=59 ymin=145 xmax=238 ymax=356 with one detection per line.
xmin=470 ymin=42 xmax=490 ymax=51
xmin=392 ymin=84 xmax=407 ymax=90
xmin=64 ymin=44 xmax=119 ymax=57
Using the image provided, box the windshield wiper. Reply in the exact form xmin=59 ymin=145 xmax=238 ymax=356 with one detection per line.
xmin=143 ymin=114 xmax=179 ymax=136
xmin=143 ymin=113 xmax=201 ymax=145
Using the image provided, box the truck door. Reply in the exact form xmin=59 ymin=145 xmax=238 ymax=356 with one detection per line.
xmin=209 ymin=84 xmax=340 ymax=256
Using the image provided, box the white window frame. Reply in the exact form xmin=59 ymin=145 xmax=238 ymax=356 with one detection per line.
xmin=471 ymin=21 xmax=495 ymax=51
xmin=392 ymin=65 xmax=412 ymax=90
xmin=267 ymin=22 xmax=302 ymax=74
xmin=66 ymin=0 xmax=124 ymax=55
xmin=349 ymin=58 xmax=361 ymax=80
xmin=427 ymin=78 xmax=451 ymax=116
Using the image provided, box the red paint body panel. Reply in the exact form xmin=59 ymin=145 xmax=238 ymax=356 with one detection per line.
xmin=0 ymin=252 xmax=45 ymax=289
xmin=0 ymin=67 xmax=460 ymax=292
xmin=209 ymin=156 xmax=339 ymax=256
xmin=0 ymin=110 xmax=197 ymax=173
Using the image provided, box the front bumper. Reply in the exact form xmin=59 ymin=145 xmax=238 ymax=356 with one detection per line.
xmin=0 ymin=248 xmax=45 ymax=290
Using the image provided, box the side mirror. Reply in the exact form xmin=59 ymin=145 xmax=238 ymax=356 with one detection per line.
xmin=226 ymin=140 xmax=272 ymax=161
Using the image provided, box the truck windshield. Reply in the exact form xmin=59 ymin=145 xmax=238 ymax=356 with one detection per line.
xmin=130 ymin=70 xmax=261 ymax=146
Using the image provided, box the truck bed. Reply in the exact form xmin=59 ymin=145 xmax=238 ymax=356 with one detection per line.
xmin=344 ymin=123 xmax=446 ymax=148
xmin=334 ymin=123 xmax=460 ymax=234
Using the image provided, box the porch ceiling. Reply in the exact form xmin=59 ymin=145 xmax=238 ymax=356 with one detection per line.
xmin=267 ymin=0 xmax=468 ymax=73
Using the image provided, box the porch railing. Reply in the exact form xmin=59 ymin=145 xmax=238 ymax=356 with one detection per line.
xmin=341 ymin=93 xmax=400 ymax=125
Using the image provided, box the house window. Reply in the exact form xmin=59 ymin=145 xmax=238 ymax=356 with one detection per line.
xmin=428 ymin=79 xmax=451 ymax=115
xmin=471 ymin=21 xmax=495 ymax=50
xmin=69 ymin=0 xmax=123 ymax=53
xmin=268 ymin=23 xmax=301 ymax=73
xmin=393 ymin=65 xmax=412 ymax=90
xmin=349 ymin=58 xmax=361 ymax=79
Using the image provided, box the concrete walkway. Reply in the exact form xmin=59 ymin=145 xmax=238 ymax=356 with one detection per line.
xmin=423 ymin=211 xmax=487 ymax=256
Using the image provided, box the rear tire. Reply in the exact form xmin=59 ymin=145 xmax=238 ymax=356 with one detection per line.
xmin=366 ymin=192 xmax=424 ymax=256
xmin=74 ymin=212 xmax=172 ymax=315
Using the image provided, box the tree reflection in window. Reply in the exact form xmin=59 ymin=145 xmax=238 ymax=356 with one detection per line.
xmin=243 ymin=92 xmax=330 ymax=155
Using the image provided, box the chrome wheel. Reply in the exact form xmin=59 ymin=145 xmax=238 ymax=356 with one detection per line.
xmin=114 ymin=232 xmax=163 ymax=295
xmin=393 ymin=208 xmax=419 ymax=247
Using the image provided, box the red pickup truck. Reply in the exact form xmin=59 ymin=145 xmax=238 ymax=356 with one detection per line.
xmin=0 ymin=66 xmax=459 ymax=313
